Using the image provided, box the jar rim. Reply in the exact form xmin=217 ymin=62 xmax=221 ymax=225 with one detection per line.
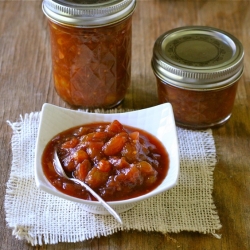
xmin=42 ymin=0 xmax=136 ymax=27
xmin=151 ymin=26 xmax=244 ymax=89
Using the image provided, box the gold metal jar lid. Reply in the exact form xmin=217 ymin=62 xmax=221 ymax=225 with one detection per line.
xmin=151 ymin=26 xmax=244 ymax=90
xmin=42 ymin=0 xmax=136 ymax=27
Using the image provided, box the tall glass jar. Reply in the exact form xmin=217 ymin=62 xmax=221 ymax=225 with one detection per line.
xmin=42 ymin=0 xmax=136 ymax=108
xmin=151 ymin=26 xmax=244 ymax=129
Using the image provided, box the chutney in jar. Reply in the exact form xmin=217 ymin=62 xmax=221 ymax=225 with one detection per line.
xmin=42 ymin=0 xmax=136 ymax=108
xmin=152 ymin=26 xmax=244 ymax=129
xmin=156 ymin=78 xmax=239 ymax=128
xmin=42 ymin=120 xmax=169 ymax=202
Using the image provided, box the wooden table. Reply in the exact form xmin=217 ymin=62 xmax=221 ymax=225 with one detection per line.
xmin=1 ymin=0 xmax=250 ymax=249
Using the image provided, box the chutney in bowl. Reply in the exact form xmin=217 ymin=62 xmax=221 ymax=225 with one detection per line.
xmin=35 ymin=103 xmax=179 ymax=214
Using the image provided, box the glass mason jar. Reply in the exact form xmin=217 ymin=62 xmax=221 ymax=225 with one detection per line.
xmin=151 ymin=26 xmax=244 ymax=129
xmin=42 ymin=0 xmax=136 ymax=108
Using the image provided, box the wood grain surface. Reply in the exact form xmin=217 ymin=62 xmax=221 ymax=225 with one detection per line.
xmin=1 ymin=0 xmax=250 ymax=249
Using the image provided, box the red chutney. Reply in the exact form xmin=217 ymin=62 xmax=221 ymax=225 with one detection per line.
xmin=48 ymin=16 xmax=132 ymax=108
xmin=157 ymin=78 xmax=239 ymax=128
xmin=42 ymin=120 xmax=169 ymax=202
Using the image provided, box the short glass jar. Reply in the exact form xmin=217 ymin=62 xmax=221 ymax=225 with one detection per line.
xmin=42 ymin=0 xmax=136 ymax=108
xmin=151 ymin=26 xmax=244 ymax=129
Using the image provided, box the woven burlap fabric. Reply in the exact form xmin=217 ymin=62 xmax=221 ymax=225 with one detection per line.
xmin=5 ymin=111 xmax=222 ymax=246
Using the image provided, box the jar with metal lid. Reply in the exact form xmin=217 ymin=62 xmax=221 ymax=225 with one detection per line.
xmin=151 ymin=26 xmax=244 ymax=129
xmin=42 ymin=0 xmax=136 ymax=108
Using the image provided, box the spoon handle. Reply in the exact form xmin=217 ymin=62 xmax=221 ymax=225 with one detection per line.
xmin=72 ymin=178 xmax=123 ymax=224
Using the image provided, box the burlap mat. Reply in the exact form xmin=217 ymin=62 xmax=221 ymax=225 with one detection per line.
xmin=5 ymin=110 xmax=222 ymax=246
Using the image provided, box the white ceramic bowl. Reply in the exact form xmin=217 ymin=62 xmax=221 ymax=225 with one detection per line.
xmin=35 ymin=103 xmax=179 ymax=215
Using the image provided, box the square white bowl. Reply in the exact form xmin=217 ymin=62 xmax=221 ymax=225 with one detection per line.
xmin=35 ymin=103 xmax=179 ymax=214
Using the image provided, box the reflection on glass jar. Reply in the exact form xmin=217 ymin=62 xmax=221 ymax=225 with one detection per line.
xmin=152 ymin=26 xmax=244 ymax=129
xmin=43 ymin=0 xmax=136 ymax=108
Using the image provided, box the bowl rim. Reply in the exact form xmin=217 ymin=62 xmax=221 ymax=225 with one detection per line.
xmin=35 ymin=103 xmax=180 ymax=205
